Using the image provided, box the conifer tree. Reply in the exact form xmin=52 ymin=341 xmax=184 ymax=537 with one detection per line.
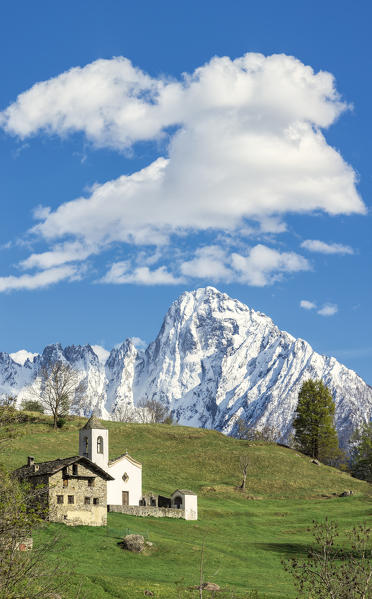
xmin=293 ymin=379 xmax=340 ymax=462
xmin=350 ymin=422 xmax=372 ymax=481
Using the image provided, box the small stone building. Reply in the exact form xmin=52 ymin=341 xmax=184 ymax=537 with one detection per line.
xmin=171 ymin=489 xmax=198 ymax=520
xmin=79 ymin=415 xmax=142 ymax=506
xmin=13 ymin=455 xmax=113 ymax=526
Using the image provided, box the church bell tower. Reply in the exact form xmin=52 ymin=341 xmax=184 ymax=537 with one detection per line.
xmin=79 ymin=414 xmax=108 ymax=470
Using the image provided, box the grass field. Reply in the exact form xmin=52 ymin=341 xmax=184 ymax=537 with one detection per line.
xmin=2 ymin=414 xmax=372 ymax=598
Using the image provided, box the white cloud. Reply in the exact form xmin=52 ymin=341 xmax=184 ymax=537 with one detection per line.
xmin=231 ymin=244 xmax=310 ymax=286
xmin=317 ymin=303 xmax=338 ymax=316
xmin=300 ymin=299 xmax=317 ymax=310
xmin=0 ymin=265 xmax=77 ymax=293
xmin=0 ymin=53 xmax=365 ymax=288
xmin=10 ymin=350 xmax=39 ymax=365
xmin=20 ymin=241 xmax=95 ymax=270
xmin=91 ymin=345 xmax=110 ymax=364
xmin=100 ymin=244 xmax=309 ymax=287
xmin=100 ymin=261 xmax=184 ymax=285
xmin=182 ymin=243 xmax=310 ymax=286
xmin=180 ymin=246 xmax=233 ymax=282
xmin=301 ymin=239 xmax=354 ymax=254
xmin=130 ymin=337 xmax=147 ymax=350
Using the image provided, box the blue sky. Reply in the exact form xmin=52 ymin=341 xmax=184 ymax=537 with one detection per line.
xmin=0 ymin=1 xmax=371 ymax=383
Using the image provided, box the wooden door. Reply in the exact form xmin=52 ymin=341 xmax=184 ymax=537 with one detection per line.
xmin=122 ymin=491 xmax=129 ymax=506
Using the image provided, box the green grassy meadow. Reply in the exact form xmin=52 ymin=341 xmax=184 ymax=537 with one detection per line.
xmin=2 ymin=414 xmax=372 ymax=598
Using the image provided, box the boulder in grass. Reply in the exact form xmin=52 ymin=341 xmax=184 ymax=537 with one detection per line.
xmin=202 ymin=582 xmax=221 ymax=592
xmin=122 ymin=534 xmax=145 ymax=553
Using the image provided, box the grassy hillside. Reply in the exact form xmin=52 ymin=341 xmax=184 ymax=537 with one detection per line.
xmin=2 ymin=414 xmax=372 ymax=598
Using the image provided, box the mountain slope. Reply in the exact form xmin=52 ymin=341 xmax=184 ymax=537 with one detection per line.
xmin=1 ymin=287 xmax=371 ymax=445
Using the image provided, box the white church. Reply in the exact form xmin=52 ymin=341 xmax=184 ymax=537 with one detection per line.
xmin=78 ymin=414 xmax=197 ymax=520
xmin=79 ymin=414 xmax=142 ymax=506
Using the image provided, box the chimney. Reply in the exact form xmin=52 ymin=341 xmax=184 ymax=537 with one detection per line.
xmin=27 ymin=456 xmax=34 ymax=467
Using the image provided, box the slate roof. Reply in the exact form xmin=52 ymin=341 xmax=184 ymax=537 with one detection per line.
xmin=172 ymin=489 xmax=197 ymax=496
xmin=80 ymin=414 xmax=106 ymax=430
xmin=13 ymin=456 xmax=114 ymax=480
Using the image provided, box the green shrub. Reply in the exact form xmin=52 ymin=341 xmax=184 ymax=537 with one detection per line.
xmin=21 ymin=400 xmax=44 ymax=413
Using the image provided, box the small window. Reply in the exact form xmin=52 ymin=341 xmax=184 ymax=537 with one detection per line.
xmin=97 ymin=436 xmax=104 ymax=454
xmin=84 ymin=497 xmax=91 ymax=505
xmin=93 ymin=497 xmax=99 ymax=505
xmin=72 ymin=464 xmax=78 ymax=476
xmin=84 ymin=436 xmax=89 ymax=455
xmin=57 ymin=495 xmax=64 ymax=504
xmin=68 ymin=495 xmax=74 ymax=504
xmin=88 ymin=478 xmax=94 ymax=487
xmin=63 ymin=479 xmax=68 ymax=488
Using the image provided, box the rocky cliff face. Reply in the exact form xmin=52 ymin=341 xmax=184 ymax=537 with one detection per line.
xmin=2 ymin=287 xmax=371 ymax=445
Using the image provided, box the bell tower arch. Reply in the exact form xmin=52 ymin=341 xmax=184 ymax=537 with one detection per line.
xmin=79 ymin=414 xmax=108 ymax=470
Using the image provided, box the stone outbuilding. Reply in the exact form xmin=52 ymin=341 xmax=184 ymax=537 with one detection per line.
xmin=79 ymin=415 xmax=142 ymax=507
xmin=13 ymin=455 xmax=113 ymax=526
xmin=171 ymin=489 xmax=198 ymax=520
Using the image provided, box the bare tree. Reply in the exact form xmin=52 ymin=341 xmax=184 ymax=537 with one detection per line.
xmin=283 ymin=518 xmax=372 ymax=598
xmin=137 ymin=398 xmax=171 ymax=424
xmin=29 ymin=361 xmax=86 ymax=428
xmin=235 ymin=419 xmax=279 ymax=443
xmin=112 ymin=403 xmax=136 ymax=423
xmin=239 ymin=455 xmax=249 ymax=490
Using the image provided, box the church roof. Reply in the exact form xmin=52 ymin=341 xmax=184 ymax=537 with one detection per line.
xmin=13 ymin=456 xmax=114 ymax=481
xmin=171 ymin=489 xmax=197 ymax=496
xmin=80 ymin=414 xmax=106 ymax=430
xmin=109 ymin=452 xmax=142 ymax=467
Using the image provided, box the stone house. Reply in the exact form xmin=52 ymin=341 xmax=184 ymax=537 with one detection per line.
xmin=79 ymin=415 xmax=142 ymax=506
xmin=13 ymin=455 xmax=113 ymax=526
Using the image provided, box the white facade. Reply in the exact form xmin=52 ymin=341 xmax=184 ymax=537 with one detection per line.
xmin=79 ymin=416 xmax=142 ymax=507
xmin=171 ymin=490 xmax=198 ymax=520
xmin=107 ymin=454 xmax=142 ymax=506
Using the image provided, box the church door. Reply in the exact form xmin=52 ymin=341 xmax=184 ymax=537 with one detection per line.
xmin=122 ymin=491 xmax=129 ymax=506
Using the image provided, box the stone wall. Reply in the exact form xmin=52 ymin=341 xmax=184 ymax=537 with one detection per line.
xmin=49 ymin=463 xmax=107 ymax=526
xmin=108 ymin=505 xmax=186 ymax=519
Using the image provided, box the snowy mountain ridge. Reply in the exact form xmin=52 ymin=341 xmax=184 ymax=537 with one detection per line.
xmin=2 ymin=286 xmax=371 ymax=445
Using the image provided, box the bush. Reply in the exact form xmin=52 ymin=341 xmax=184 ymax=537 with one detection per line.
xmin=21 ymin=400 xmax=44 ymax=413
xmin=282 ymin=518 xmax=372 ymax=598
xmin=56 ymin=417 xmax=66 ymax=429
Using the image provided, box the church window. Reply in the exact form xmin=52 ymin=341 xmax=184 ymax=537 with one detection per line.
xmin=84 ymin=497 xmax=91 ymax=505
xmin=57 ymin=495 xmax=64 ymax=504
xmin=72 ymin=464 xmax=78 ymax=475
xmin=68 ymin=495 xmax=74 ymax=504
xmin=97 ymin=436 xmax=104 ymax=454
xmin=84 ymin=437 xmax=88 ymax=456
xmin=93 ymin=497 xmax=99 ymax=505
xmin=63 ymin=479 xmax=68 ymax=488
xmin=122 ymin=472 xmax=129 ymax=482
xmin=88 ymin=478 xmax=94 ymax=487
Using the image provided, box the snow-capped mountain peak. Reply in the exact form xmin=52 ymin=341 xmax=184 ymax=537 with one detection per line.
xmin=1 ymin=287 xmax=371 ymax=446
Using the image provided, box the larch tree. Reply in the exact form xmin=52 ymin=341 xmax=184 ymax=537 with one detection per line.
xmin=293 ymin=379 xmax=340 ymax=462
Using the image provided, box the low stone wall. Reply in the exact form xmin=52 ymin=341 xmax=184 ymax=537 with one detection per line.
xmin=108 ymin=505 xmax=185 ymax=519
